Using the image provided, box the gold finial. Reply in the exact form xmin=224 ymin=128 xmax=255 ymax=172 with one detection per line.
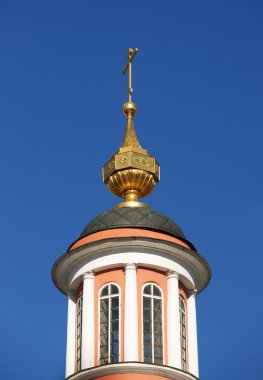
xmin=102 ymin=48 xmax=160 ymax=208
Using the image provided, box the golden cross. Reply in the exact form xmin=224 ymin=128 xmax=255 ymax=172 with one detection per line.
xmin=122 ymin=48 xmax=138 ymax=102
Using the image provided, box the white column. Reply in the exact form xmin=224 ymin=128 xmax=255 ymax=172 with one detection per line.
xmin=187 ymin=290 xmax=199 ymax=377
xmin=167 ymin=270 xmax=181 ymax=368
xmin=65 ymin=291 xmax=77 ymax=378
xmin=81 ymin=271 xmax=95 ymax=369
xmin=124 ymin=263 xmax=139 ymax=361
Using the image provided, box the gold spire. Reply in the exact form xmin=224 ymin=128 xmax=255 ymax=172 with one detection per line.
xmin=121 ymin=48 xmax=140 ymax=148
xmin=102 ymin=48 xmax=160 ymax=208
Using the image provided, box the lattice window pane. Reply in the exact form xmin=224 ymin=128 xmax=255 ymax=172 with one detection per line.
xmin=154 ymin=345 xmax=163 ymax=357
xmin=100 ymin=345 xmax=108 ymax=360
xmin=144 ymin=344 xmax=152 ymax=357
xmin=111 ymin=297 xmax=119 ymax=308
xmin=111 ymin=308 xmax=119 ymax=320
xmin=179 ymin=296 xmax=187 ymax=371
xmin=101 ymin=286 xmax=108 ymax=296
xmin=111 ymin=356 xmax=119 ymax=363
xmin=153 ymin=286 xmax=161 ymax=297
xmin=143 ymin=284 xmax=163 ymax=365
xmin=143 ymin=297 xmax=151 ymax=308
xmin=99 ymin=284 xmax=120 ymax=364
xmin=144 ymin=284 xmax=151 ymax=294
xmin=76 ymin=296 xmax=83 ymax=372
xmin=111 ymin=332 xmax=119 ymax=343
xmin=144 ymin=332 xmax=151 ymax=344
xmin=111 ymin=285 xmax=118 ymax=294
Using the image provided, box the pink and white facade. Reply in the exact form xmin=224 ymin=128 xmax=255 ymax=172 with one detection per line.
xmin=52 ymin=213 xmax=211 ymax=380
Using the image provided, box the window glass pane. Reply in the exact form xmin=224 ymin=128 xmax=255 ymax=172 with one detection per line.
xmin=100 ymin=299 xmax=109 ymax=312
xmin=100 ymin=295 xmax=109 ymax=364
xmin=154 ymin=344 xmax=163 ymax=355
xmin=111 ymin=332 xmax=119 ymax=343
xmin=111 ymin=297 xmax=119 ymax=308
xmin=155 ymin=357 xmax=163 ymax=365
xmin=154 ymin=310 xmax=162 ymax=324
xmin=144 ymin=309 xmax=151 ymax=321
xmin=144 ymin=356 xmax=152 ymax=364
xmin=143 ymin=285 xmax=163 ymax=365
xmin=100 ymin=314 xmax=108 ymax=326
xmin=153 ymin=285 xmax=161 ymax=297
xmin=144 ymin=284 xmax=151 ymax=295
xmin=144 ymin=344 xmax=152 ymax=356
xmin=101 ymin=286 xmax=109 ymax=296
xmin=99 ymin=284 xmax=120 ymax=364
xmin=143 ymin=297 xmax=151 ymax=308
xmin=144 ymin=332 xmax=151 ymax=344
xmin=76 ymin=296 xmax=83 ymax=371
xmin=154 ymin=308 xmax=162 ymax=322
xmin=154 ymin=299 xmax=161 ymax=311
xmin=154 ymin=334 xmax=162 ymax=347
xmin=180 ymin=296 xmax=186 ymax=310
xmin=100 ymin=334 xmax=108 ymax=347
xmin=112 ymin=321 xmax=118 ymax=332
xmin=111 ymin=308 xmax=119 ymax=320
xmin=179 ymin=296 xmax=187 ymax=371
xmin=144 ymin=321 xmax=151 ymax=333
xmin=100 ymin=345 xmax=108 ymax=360
xmin=100 ymin=323 xmax=108 ymax=335
xmin=111 ymin=344 xmax=119 ymax=355
xmin=154 ymin=322 xmax=162 ymax=336
xmin=111 ymin=285 xmax=119 ymax=294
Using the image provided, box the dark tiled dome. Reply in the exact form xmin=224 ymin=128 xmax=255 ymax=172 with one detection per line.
xmin=80 ymin=207 xmax=186 ymax=240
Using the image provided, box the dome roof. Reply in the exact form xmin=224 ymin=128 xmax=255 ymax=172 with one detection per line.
xmin=80 ymin=207 xmax=186 ymax=240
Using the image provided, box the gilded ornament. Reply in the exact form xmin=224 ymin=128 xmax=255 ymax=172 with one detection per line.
xmin=102 ymin=48 xmax=160 ymax=207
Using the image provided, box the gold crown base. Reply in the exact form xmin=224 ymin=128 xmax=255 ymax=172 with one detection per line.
xmin=106 ymin=168 xmax=157 ymax=204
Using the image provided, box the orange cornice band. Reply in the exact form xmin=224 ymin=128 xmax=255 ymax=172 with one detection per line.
xmin=69 ymin=228 xmax=192 ymax=251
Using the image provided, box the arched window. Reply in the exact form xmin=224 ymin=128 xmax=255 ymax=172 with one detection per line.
xmin=143 ymin=283 xmax=163 ymax=365
xmin=99 ymin=283 xmax=120 ymax=364
xmin=76 ymin=296 xmax=83 ymax=372
xmin=179 ymin=295 xmax=187 ymax=370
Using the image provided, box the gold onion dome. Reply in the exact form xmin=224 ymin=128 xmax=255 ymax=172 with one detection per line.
xmin=102 ymin=48 xmax=160 ymax=208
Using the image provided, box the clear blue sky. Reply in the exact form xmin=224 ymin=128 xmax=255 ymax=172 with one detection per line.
xmin=1 ymin=1 xmax=262 ymax=379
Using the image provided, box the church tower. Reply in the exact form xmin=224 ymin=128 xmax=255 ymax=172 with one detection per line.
xmin=52 ymin=48 xmax=211 ymax=380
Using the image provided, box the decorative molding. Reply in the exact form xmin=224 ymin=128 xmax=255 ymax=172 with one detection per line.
xmin=167 ymin=269 xmax=179 ymax=279
xmin=52 ymin=238 xmax=211 ymax=296
xmin=82 ymin=271 xmax=94 ymax=280
xmin=66 ymin=362 xmax=198 ymax=380
xmin=125 ymin=263 xmax=137 ymax=271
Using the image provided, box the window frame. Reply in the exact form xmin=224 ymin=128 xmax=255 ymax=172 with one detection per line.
xmin=141 ymin=282 xmax=165 ymax=365
xmin=98 ymin=282 xmax=121 ymax=365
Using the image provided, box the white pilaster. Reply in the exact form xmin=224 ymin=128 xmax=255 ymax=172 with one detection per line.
xmin=124 ymin=263 xmax=139 ymax=361
xmin=81 ymin=271 xmax=95 ymax=369
xmin=187 ymin=290 xmax=199 ymax=377
xmin=167 ymin=270 xmax=181 ymax=368
xmin=65 ymin=291 xmax=77 ymax=378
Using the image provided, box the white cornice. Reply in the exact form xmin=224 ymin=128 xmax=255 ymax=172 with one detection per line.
xmin=52 ymin=237 xmax=211 ymax=296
